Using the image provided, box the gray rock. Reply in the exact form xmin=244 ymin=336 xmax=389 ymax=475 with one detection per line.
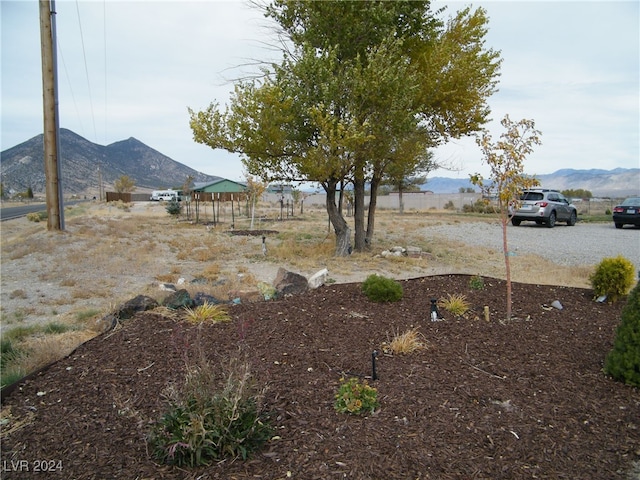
xmin=193 ymin=292 xmax=222 ymax=306
xmin=550 ymin=300 xmax=563 ymax=310
xmin=162 ymin=289 xmax=193 ymax=309
xmin=273 ymin=267 xmax=308 ymax=296
xmin=116 ymin=295 xmax=159 ymax=320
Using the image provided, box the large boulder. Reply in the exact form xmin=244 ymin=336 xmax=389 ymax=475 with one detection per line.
xmin=273 ymin=267 xmax=308 ymax=296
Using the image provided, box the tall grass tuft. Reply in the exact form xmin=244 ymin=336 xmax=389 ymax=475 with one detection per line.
xmin=183 ymin=303 xmax=230 ymax=324
xmin=387 ymin=327 xmax=428 ymax=355
xmin=438 ymin=293 xmax=470 ymax=316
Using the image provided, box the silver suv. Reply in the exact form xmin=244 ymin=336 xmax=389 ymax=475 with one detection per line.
xmin=510 ymin=189 xmax=577 ymax=228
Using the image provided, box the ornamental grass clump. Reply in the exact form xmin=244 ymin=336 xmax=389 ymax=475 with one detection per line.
xmin=183 ymin=302 xmax=230 ymax=324
xmin=590 ymin=256 xmax=635 ymax=302
xmin=438 ymin=293 xmax=470 ymax=316
xmin=361 ymin=274 xmax=403 ymax=303
xmin=604 ymin=281 xmax=640 ymax=387
xmin=334 ymin=377 xmax=379 ymax=415
xmin=149 ymin=358 xmax=272 ymax=467
xmin=388 ymin=327 xmax=427 ymax=355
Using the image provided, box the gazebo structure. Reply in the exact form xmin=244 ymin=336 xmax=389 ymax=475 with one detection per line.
xmin=190 ymin=179 xmax=248 ymax=225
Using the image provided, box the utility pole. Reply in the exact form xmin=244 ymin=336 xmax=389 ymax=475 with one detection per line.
xmin=40 ymin=0 xmax=64 ymax=230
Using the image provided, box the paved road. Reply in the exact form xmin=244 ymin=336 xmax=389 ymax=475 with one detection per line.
xmin=0 ymin=200 xmax=86 ymax=221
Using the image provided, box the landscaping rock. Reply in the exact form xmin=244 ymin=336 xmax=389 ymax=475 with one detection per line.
xmin=193 ymin=292 xmax=222 ymax=306
xmin=116 ymin=295 xmax=159 ymax=320
xmin=308 ymin=268 xmax=329 ymax=289
xmin=162 ymin=289 xmax=193 ymax=309
xmin=273 ymin=267 xmax=308 ymax=296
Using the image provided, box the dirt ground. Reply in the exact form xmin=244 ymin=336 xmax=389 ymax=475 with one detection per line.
xmin=1 ymin=273 xmax=639 ymax=479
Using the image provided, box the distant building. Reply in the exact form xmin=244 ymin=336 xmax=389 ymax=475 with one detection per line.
xmin=189 ymin=178 xmax=248 ymax=202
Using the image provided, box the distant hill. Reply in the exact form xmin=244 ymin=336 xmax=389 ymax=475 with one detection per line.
xmin=1 ymin=129 xmax=637 ymax=198
xmin=423 ymin=168 xmax=640 ymax=198
xmin=0 ymin=129 xmax=219 ymax=196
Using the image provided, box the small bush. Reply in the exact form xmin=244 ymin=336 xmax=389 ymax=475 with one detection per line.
xmin=469 ymin=275 xmax=485 ymax=290
xmin=589 ymin=256 xmax=635 ymax=302
xmin=26 ymin=211 xmax=46 ymax=222
xmin=183 ymin=302 xmax=230 ymax=324
xmin=362 ymin=275 xmax=403 ymax=303
xmin=149 ymin=358 xmax=271 ymax=467
xmin=166 ymin=199 xmax=182 ymax=217
xmin=604 ymin=281 xmax=640 ymax=387
xmin=334 ymin=377 xmax=379 ymax=415
xmin=443 ymin=200 xmax=455 ymax=210
xmin=438 ymin=293 xmax=470 ymax=316
xmin=387 ymin=327 xmax=427 ymax=355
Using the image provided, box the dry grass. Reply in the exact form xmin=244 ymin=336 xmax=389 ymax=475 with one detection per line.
xmin=385 ymin=327 xmax=428 ymax=355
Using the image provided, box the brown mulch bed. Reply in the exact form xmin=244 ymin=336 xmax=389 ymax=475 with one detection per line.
xmin=1 ymin=275 xmax=638 ymax=479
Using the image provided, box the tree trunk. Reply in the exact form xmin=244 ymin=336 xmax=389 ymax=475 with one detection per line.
xmin=501 ymin=211 xmax=512 ymax=321
xmin=365 ymin=174 xmax=381 ymax=249
xmin=353 ymin=166 xmax=366 ymax=252
xmin=398 ymin=184 xmax=405 ymax=215
xmin=326 ymin=181 xmax=351 ymax=256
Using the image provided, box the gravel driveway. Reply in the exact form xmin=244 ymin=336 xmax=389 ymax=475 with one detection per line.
xmin=422 ymin=221 xmax=640 ymax=275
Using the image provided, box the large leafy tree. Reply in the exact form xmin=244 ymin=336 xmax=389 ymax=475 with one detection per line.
xmin=190 ymin=0 xmax=501 ymax=255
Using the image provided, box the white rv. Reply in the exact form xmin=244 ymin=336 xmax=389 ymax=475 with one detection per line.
xmin=150 ymin=190 xmax=180 ymax=201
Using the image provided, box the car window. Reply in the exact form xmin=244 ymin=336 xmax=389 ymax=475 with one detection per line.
xmin=547 ymin=194 xmax=558 ymax=201
xmin=621 ymin=198 xmax=640 ymax=206
xmin=521 ymin=192 xmax=543 ymax=201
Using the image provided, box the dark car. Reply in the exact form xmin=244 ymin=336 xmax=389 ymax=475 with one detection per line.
xmin=612 ymin=197 xmax=640 ymax=229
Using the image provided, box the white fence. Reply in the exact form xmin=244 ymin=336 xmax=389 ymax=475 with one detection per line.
xmin=263 ymin=191 xmax=482 ymax=212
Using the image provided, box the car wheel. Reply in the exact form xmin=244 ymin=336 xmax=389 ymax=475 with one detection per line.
xmin=546 ymin=211 xmax=556 ymax=228
xmin=567 ymin=210 xmax=577 ymax=226
xmin=615 ymin=223 xmax=623 ymax=229
xmin=511 ymin=218 xmax=521 ymax=226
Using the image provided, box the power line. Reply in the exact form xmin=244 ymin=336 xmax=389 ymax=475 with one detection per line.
xmin=74 ymin=0 xmax=97 ymax=142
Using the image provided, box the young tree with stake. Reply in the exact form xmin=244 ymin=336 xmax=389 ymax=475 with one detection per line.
xmin=470 ymin=114 xmax=542 ymax=321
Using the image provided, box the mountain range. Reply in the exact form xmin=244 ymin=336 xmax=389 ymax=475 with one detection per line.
xmin=422 ymin=168 xmax=639 ymax=198
xmin=0 ymin=129 xmax=218 ymax=196
xmin=1 ymin=129 xmax=638 ymax=198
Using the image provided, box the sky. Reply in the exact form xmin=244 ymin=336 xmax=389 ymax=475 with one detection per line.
xmin=1 ymin=1 xmax=638 ymax=185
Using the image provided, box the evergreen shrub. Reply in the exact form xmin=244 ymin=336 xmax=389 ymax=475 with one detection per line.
xmin=362 ymin=274 xmax=403 ymax=302
xmin=589 ymin=256 xmax=635 ymax=302
xmin=604 ymin=281 xmax=640 ymax=387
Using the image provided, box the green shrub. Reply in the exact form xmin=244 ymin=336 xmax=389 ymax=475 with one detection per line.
xmin=26 ymin=211 xmax=46 ymax=222
xmin=166 ymin=199 xmax=182 ymax=217
xmin=334 ymin=377 xmax=379 ymax=415
xmin=361 ymin=274 xmax=403 ymax=303
xmin=149 ymin=358 xmax=271 ymax=467
xmin=604 ymin=281 xmax=640 ymax=387
xmin=469 ymin=275 xmax=485 ymax=290
xmin=589 ymin=256 xmax=635 ymax=302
